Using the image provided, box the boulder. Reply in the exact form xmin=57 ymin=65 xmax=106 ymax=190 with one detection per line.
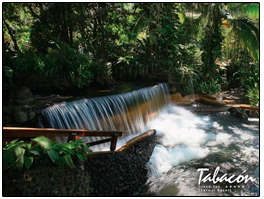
xmin=15 ymin=111 xmax=28 ymax=123
xmin=3 ymin=87 xmax=37 ymax=126
xmin=171 ymin=93 xmax=226 ymax=107
xmin=170 ymin=93 xmax=183 ymax=102
xmin=28 ymin=111 xmax=36 ymax=120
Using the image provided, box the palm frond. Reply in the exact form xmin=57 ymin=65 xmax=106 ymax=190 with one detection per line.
xmin=226 ymin=3 xmax=259 ymax=19
xmin=244 ymin=4 xmax=259 ymax=19
xmin=229 ymin=18 xmax=259 ymax=61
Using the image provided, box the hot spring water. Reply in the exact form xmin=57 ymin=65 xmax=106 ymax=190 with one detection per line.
xmin=140 ymin=106 xmax=259 ymax=196
xmin=39 ymin=83 xmax=259 ymax=196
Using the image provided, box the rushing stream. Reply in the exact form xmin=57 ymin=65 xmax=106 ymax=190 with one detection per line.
xmin=138 ymin=105 xmax=259 ymax=196
xmin=39 ymin=83 xmax=259 ymax=196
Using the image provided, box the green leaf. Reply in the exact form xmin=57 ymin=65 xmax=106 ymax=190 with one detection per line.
xmin=24 ymin=156 xmax=34 ymax=169
xmin=64 ymin=142 xmax=75 ymax=150
xmin=47 ymin=149 xmax=59 ymax=163
xmin=32 ymin=136 xmax=52 ymax=149
xmin=62 ymin=146 xmax=74 ymax=155
xmin=244 ymin=4 xmax=259 ymax=19
xmin=3 ymin=149 xmax=16 ymax=170
xmin=229 ymin=18 xmax=259 ymax=61
xmin=88 ymin=149 xmax=93 ymax=153
xmin=14 ymin=146 xmax=23 ymax=157
xmin=51 ymin=142 xmax=62 ymax=151
xmin=82 ymin=144 xmax=90 ymax=153
xmin=64 ymin=155 xmax=74 ymax=169
xmin=3 ymin=66 xmax=13 ymax=78
xmin=76 ymin=153 xmax=86 ymax=163
xmin=6 ymin=138 xmax=19 ymax=146
xmin=29 ymin=149 xmax=40 ymax=156
xmin=16 ymin=148 xmax=25 ymax=171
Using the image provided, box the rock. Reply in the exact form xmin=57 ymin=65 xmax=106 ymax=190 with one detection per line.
xmin=171 ymin=93 xmax=226 ymax=107
xmin=21 ymin=105 xmax=31 ymax=111
xmin=15 ymin=87 xmax=33 ymax=100
xmin=199 ymin=97 xmax=226 ymax=107
xmin=184 ymin=94 xmax=217 ymax=101
xmin=170 ymin=93 xmax=183 ymax=102
xmin=220 ymin=162 xmax=233 ymax=171
xmin=3 ymin=165 xmax=92 ymax=196
xmin=204 ymin=163 xmax=213 ymax=167
xmin=13 ymin=105 xmax=21 ymax=111
xmin=96 ymin=75 xmax=116 ymax=86
xmin=15 ymin=111 xmax=28 ymax=123
xmin=3 ymin=87 xmax=37 ymax=126
xmin=28 ymin=111 xmax=36 ymax=120
xmin=171 ymin=93 xmax=194 ymax=106
xmin=228 ymin=107 xmax=248 ymax=120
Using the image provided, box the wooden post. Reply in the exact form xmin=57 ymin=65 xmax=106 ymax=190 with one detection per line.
xmin=110 ymin=134 xmax=118 ymax=151
xmin=67 ymin=132 xmax=78 ymax=142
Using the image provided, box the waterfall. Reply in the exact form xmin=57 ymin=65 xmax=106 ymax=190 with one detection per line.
xmin=39 ymin=83 xmax=170 ymax=147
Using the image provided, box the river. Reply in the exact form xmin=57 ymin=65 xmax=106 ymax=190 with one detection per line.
xmin=135 ymin=105 xmax=259 ymax=196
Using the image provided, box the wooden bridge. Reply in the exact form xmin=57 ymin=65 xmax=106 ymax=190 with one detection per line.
xmin=3 ymin=127 xmax=124 ymax=151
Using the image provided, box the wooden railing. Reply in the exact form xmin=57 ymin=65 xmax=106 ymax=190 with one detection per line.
xmin=3 ymin=127 xmax=124 ymax=151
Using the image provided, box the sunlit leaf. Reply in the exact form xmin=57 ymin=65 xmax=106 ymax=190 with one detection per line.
xmin=14 ymin=146 xmax=23 ymax=157
xmin=32 ymin=136 xmax=52 ymax=149
xmin=62 ymin=146 xmax=74 ymax=155
xmin=16 ymin=148 xmax=25 ymax=171
xmin=29 ymin=149 xmax=40 ymax=156
xmin=244 ymin=4 xmax=259 ymax=19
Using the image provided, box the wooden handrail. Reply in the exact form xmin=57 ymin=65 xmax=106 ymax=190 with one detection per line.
xmin=237 ymin=106 xmax=259 ymax=111
xmin=3 ymin=127 xmax=124 ymax=151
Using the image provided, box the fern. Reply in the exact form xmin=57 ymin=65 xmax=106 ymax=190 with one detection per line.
xmin=229 ymin=18 xmax=259 ymax=61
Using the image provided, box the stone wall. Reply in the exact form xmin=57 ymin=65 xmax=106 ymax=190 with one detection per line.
xmin=2 ymin=129 xmax=157 ymax=196
xmin=3 ymin=87 xmax=36 ymax=126
xmin=2 ymin=165 xmax=91 ymax=196
xmin=86 ymin=129 xmax=157 ymax=196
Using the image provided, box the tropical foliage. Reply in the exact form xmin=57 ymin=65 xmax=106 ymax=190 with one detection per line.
xmin=3 ymin=136 xmax=92 ymax=172
xmin=3 ymin=3 xmax=259 ymax=101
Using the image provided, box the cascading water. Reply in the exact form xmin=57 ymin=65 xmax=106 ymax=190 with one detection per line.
xmin=190 ymin=79 xmax=198 ymax=108
xmin=38 ymin=83 xmax=259 ymax=196
xmin=39 ymin=83 xmax=170 ymax=148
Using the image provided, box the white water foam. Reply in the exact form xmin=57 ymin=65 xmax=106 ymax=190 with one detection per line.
xmin=143 ymin=105 xmax=259 ymax=186
xmin=143 ymin=105 xmax=212 ymax=177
